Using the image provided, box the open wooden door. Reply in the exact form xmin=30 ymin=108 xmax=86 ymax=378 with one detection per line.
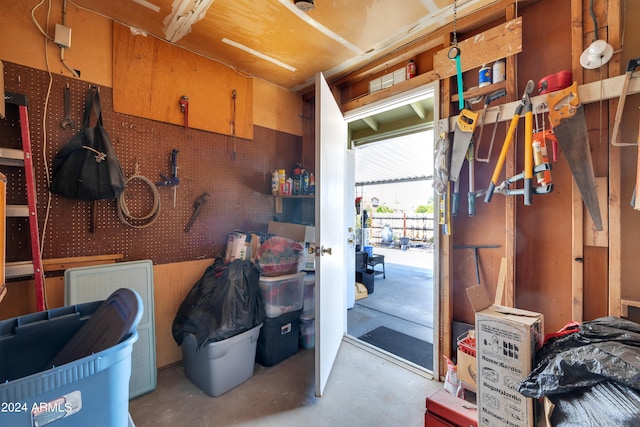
xmin=314 ymin=72 xmax=349 ymax=397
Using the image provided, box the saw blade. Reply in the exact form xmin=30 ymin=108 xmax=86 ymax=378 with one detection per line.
xmin=552 ymin=105 xmax=603 ymax=230
xmin=450 ymin=109 xmax=478 ymax=182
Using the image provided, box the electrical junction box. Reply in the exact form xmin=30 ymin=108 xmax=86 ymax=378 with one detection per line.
xmin=55 ymin=24 xmax=72 ymax=48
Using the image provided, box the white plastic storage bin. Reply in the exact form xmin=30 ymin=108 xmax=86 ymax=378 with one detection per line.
xmin=181 ymin=323 xmax=262 ymax=397
xmin=302 ymin=272 xmax=315 ymax=317
xmin=299 ymin=314 xmax=315 ymax=349
xmin=259 ymin=272 xmax=305 ymax=318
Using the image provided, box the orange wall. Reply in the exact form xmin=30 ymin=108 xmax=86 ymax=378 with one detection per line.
xmin=1 ymin=0 xmax=302 ymax=136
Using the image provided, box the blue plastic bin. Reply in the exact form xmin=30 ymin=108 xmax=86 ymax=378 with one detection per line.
xmin=0 ymin=300 xmax=138 ymax=427
xmin=363 ymin=245 xmax=373 ymax=257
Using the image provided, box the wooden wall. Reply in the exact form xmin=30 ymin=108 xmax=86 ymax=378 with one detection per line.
xmin=333 ymin=0 xmax=638 ymax=340
xmin=1 ymin=1 xmax=306 ymax=368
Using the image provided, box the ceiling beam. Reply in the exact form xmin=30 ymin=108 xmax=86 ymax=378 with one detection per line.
xmin=362 ymin=117 xmax=379 ymax=131
xmin=410 ymin=102 xmax=426 ymax=119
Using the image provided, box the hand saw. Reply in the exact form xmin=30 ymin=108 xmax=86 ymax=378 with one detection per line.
xmin=449 ymin=109 xmax=478 ymax=182
xmin=547 ymin=81 xmax=603 ymax=231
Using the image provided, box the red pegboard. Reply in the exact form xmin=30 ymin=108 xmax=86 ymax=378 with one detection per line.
xmin=2 ymin=62 xmax=303 ymax=265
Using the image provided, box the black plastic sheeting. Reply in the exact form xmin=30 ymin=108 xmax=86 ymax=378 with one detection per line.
xmin=172 ymin=258 xmax=265 ymax=350
xmin=518 ymin=316 xmax=640 ymax=426
xmin=548 ymin=381 xmax=640 ymax=427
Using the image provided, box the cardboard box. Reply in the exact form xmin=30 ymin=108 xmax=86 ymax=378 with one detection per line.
xmin=268 ymin=221 xmax=316 ymax=270
xmin=466 ymin=285 xmax=544 ymax=427
xmin=457 ymin=331 xmax=477 ymax=387
xmin=268 ymin=221 xmax=315 ymax=242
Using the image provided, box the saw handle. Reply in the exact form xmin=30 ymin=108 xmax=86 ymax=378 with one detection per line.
xmin=626 ymin=57 xmax=640 ymax=73
xmin=547 ymin=81 xmax=579 ymax=128
xmin=457 ymin=109 xmax=479 ymax=133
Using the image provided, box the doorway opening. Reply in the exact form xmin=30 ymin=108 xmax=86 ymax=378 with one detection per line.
xmin=343 ymin=83 xmax=438 ymax=373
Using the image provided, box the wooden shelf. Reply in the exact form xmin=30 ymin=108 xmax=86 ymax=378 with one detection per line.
xmin=451 ymin=81 xmax=507 ymax=103
xmin=621 ymin=298 xmax=640 ymax=317
xmin=274 ymin=195 xmax=315 ymax=214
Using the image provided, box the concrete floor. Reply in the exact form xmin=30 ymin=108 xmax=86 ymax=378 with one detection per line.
xmin=129 ymin=246 xmax=439 ymax=426
xmin=129 ymin=340 xmax=441 ymax=427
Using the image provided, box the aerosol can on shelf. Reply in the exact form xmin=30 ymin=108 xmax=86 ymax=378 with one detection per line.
xmin=271 ymin=170 xmax=280 ymax=195
xmin=278 ymin=169 xmax=286 ymax=194
xmin=302 ymin=170 xmax=310 ymax=194
xmin=309 ymin=173 xmax=315 ymax=195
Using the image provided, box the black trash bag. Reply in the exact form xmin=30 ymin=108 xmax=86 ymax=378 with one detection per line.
xmin=548 ymin=381 xmax=640 ymax=427
xmin=518 ymin=316 xmax=640 ymax=399
xmin=172 ymin=258 xmax=265 ymax=350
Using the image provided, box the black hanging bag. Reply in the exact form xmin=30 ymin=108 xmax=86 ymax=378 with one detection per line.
xmin=50 ymin=87 xmax=126 ymax=200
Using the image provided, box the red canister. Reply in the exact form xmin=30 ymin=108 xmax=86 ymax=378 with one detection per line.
xmin=406 ymin=59 xmax=416 ymax=79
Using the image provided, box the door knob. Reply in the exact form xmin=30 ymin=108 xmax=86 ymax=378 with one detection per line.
xmin=320 ymin=246 xmax=332 ymax=256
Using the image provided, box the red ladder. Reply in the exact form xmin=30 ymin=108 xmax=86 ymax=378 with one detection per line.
xmin=3 ymin=92 xmax=46 ymax=311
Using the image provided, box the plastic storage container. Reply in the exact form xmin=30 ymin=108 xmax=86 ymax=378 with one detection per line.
xmin=181 ymin=323 xmax=262 ymax=397
xmin=0 ymin=300 xmax=138 ymax=427
xmin=259 ymin=272 xmax=305 ymax=318
xmin=299 ymin=314 xmax=315 ymax=349
xmin=356 ymin=269 xmax=375 ymax=294
xmin=302 ymin=272 xmax=315 ymax=317
xmin=256 ymin=309 xmax=302 ymax=366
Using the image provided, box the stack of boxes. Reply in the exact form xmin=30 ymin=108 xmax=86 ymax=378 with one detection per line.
xmin=256 ymin=272 xmax=305 ymax=366
xmin=255 ymin=222 xmax=316 ymax=366
xmin=300 ymin=272 xmax=315 ymax=348
xmin=466 ymin=285 xmax=544 ymax=427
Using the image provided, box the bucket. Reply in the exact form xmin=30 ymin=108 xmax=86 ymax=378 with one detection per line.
xmin=400 ymin=237 xmax=410 ymax=251
xmin=363 ymin=245 xmax=373 ymax=257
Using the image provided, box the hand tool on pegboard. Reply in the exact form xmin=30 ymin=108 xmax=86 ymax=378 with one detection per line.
xmin=179 ymin=96 xmax=189 ymax=129
xmin=547 ymin=81 xmax=603 ymax=230
xmin=611 ymin=58 xmax=640 ymax=147
xmin=185 ymin=192 xmax=210 ymax=232
xmin=157 ymin=149 xmax=179 ymax=207
xmin=60 ymin=83 xmax=76 ymax=129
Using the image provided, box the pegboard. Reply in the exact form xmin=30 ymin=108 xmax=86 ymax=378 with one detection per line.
xmin=2 ymin=62 xmax=302 ymax=265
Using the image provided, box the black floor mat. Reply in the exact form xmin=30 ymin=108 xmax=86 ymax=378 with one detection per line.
xmin=358 ymin=326 xmax=433 ymax=370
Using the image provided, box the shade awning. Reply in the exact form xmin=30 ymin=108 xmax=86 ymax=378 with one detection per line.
xmin=355 ymin=130 xmax=434 ymax=186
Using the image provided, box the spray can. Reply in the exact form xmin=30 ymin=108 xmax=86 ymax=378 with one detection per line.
xmin=278 ymin=169 xmax=286 ymax=194
xmin=301 ymin=170 xmax=309 ymax=194
xmin=479 ymin=64 xmax=492 ymax=87
xmin=285 ymin=177 xmax=293 ymax=195
xmin=271 ymin=170 xmax=280 ymax=195
xmin=492 ymin=59 xmax=506 ymax=84
xmin=309 ymin=173 xmax=315 ymax=195
xmin=406 ymin=59 xmax=416 ymax=80
xmin=292 ymin=164 xmax=301 ymax=195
